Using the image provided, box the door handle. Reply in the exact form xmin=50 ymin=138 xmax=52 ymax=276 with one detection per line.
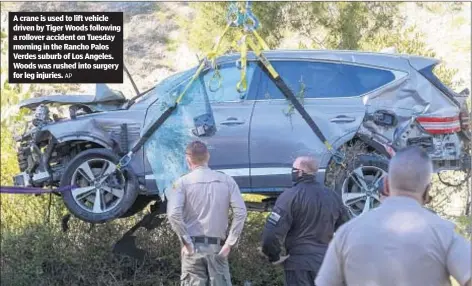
xmin=220 ymin=117 xmax=245 ymax=126
xmin=330 ymin=115 xmax=356 ymax=123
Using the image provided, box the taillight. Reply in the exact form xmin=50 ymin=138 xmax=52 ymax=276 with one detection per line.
xmin=459 ymin=108 xmax=470 ymax=131
xmin=417 ymin=115 xmax=461 ymax=134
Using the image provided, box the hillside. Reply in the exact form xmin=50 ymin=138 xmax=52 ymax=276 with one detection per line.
xmin=1 ymin=2 xmax=470 ymax=97
xmin=1 ymin=1 xmax=194 ymax=97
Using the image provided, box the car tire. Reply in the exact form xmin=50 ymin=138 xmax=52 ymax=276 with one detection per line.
xmin=60 ymin=148 xmax=139 ymax=223
xmin=334 ymin=154 xmax=389 ymax=218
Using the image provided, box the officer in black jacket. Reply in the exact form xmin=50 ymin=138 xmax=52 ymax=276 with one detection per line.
xmin=261 ymin=156 xmax=350 ymax=286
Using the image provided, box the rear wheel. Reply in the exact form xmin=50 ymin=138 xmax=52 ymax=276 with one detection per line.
xmin=60 ymin=148 xmax=138 ymax=223
xmin=335 ymin=154 xmax=389 ymax=218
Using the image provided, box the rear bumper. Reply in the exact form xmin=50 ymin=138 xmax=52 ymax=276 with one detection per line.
xmin=13 ymin=172 xmax=31 ymax=187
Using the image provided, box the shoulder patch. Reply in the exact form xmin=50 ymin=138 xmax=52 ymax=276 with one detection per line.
xmin=267 ymin=211 xmax=281 ymax=226
xmin=171 ymin=181 xmax=179 ymax=190
xmin=171 ymin=176 xmax=184 ymax=191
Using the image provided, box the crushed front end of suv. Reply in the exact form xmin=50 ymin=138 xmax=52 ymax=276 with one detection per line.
xmin=12 ymin=50 xmax=471 ymax=223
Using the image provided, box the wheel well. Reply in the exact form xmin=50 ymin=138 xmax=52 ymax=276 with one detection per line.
xmin=324 ymin=136 xmax=388 ymax=189
xmin=343 ymin=137 xmax=383 ymax=154
xmin=48 ymin=140 xmax=108 ymax=185
xmin=54 ymin=140 xmax=106 ymax=161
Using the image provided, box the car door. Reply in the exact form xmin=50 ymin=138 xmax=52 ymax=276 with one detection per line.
xmin=250 ymin=59 xmax=397 ymax=190
xmin=143 ymin=61 xmax=261 ymax=193
xmin=199 ymin=61 xmax=261 ymax=188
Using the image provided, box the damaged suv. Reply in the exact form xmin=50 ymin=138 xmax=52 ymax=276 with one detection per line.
xmin=13 ymin=50 xmax=471 ymax=223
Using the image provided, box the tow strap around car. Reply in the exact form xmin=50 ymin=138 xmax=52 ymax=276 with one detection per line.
xmin=244 ymin=31 xmax=345 ymax=165
xmin=114 ymin=3 xmax=345 ymax=259
xmin=114 ymin=23 xmax=233 ymax=172
xmin=0 ymin=185 xmax=75 ymax=194
xmin=118 ymin=1 xmax=344 ymax=171
xmin=229 ymin=2 xmax=346 ymax=165
xmin=0 ymin=1 xmax=343 ymax=198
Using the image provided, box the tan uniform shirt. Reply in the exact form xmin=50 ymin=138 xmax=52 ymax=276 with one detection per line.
xmin=166 ymin=166 xmax=247 ymax=246
xmin=315 ymin=196 xmax=471 ymax=286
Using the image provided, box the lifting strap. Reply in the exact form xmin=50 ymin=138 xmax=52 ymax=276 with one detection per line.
xmin=247 ymin=34 xmax=333 ymax=151
xmin=0 ymin=185 xmax=75 ymax=194
xmin=112 ymin=1 xmax=346 ymax=259
xmin=3 ymin=2 xmax=345 ymax=197
xmin=116 ymin=1 xmax=344 ymax=170
xmin=116 ymin=23 xmax=233 ymax=170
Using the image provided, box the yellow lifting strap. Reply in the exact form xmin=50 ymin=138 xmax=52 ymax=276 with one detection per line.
xmin=246 ymin=34 xmax=280 ymax=81
xmin=175 ymin=23 xmax=232 ymax=104
xmin=121 ymin=1 xmax=344 ymax=170
xmin=236 ymin=35 xmax=248 ymax=93
xmin=246 ymin=30 xmax=335 ymax=153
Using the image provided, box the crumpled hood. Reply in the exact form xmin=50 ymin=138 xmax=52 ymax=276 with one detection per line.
xmin=19 ymin=95 xmax=97 ymax=109
xmin=18 ymin=84 xmax=127 ymax=111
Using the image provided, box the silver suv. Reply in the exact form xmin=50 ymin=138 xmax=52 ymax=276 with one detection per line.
xmin=13 ymin=50 xmax=471 ymax=223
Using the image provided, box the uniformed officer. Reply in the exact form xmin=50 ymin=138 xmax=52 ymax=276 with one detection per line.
xmin=261 ymin=156 xmax=350 ymax=286
xmin=315 ymin=146 xmax=471 ymax=286
xmin=167 ymin=140 xmax=247 ymax=286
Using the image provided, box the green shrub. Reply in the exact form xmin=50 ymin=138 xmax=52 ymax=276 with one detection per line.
xmin=1 ymin=210 xmax=284 ymax=286
xmin=454 ymin=215 xmax=472 ymax=240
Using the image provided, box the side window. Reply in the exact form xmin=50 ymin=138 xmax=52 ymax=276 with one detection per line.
xmin=262 ymin=61 xmax=396 ymax=99
xmin=202 ymin=62 xmax=256 ymax=102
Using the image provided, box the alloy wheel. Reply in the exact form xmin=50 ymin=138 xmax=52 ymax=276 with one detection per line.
xmin=341 ymin=165 xmax=386 ymax=217
xmin=70 ymin=158 xmax=125 ymax=214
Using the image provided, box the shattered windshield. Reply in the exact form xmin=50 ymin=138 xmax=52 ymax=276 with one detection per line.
xmin=132 ymin=67 xmax=197 ymax=107
xmin=142 ymin=66 xmax=212 ymax=201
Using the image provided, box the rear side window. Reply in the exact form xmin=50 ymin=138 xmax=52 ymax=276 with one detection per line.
xmin=202 ymin=62 xmax=256 ymax=102
xmin=419 ymin=63 xmax=460 ymax=106
xmin=262 ymin=61 xmax=396 ymax=99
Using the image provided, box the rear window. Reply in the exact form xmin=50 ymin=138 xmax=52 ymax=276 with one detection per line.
xmin=263 ymin=61 xmax=396 ymax=99
xmin=420 ymin=64 xmax=457 ymax=94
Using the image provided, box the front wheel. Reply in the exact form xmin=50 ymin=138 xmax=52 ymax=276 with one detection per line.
xmin=60 ymin=148 xmax=139 ymax=223
xmin=335 ymin=154 xmax=389 ymax=218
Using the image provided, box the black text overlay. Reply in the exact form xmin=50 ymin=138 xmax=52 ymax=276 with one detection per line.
xmin=9 ymin=12 xmax=123 ymax=84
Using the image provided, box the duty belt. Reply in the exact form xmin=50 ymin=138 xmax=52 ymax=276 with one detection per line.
xmin=191 ymin=236 xmax=225 ymax=246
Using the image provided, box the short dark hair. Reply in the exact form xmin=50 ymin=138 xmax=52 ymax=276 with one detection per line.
xmin=388 ymin=146 xmax=433 ymax=193
xmin=185 ymin=140 xmax=209 ymax=164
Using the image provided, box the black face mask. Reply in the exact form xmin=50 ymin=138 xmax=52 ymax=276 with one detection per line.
xmin=291 ymin=167 xmax=301 ymax=183
xmin=292 ymin=167 xmax=315 ymax=184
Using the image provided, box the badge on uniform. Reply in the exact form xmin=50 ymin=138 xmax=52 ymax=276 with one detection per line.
xmin=267 ymin=211 xmax=281 ymax=226
xmin=172 ymin=180 xmax=181 ymax=191
xmin=172 ymin=174 xmax=186 ymax=191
